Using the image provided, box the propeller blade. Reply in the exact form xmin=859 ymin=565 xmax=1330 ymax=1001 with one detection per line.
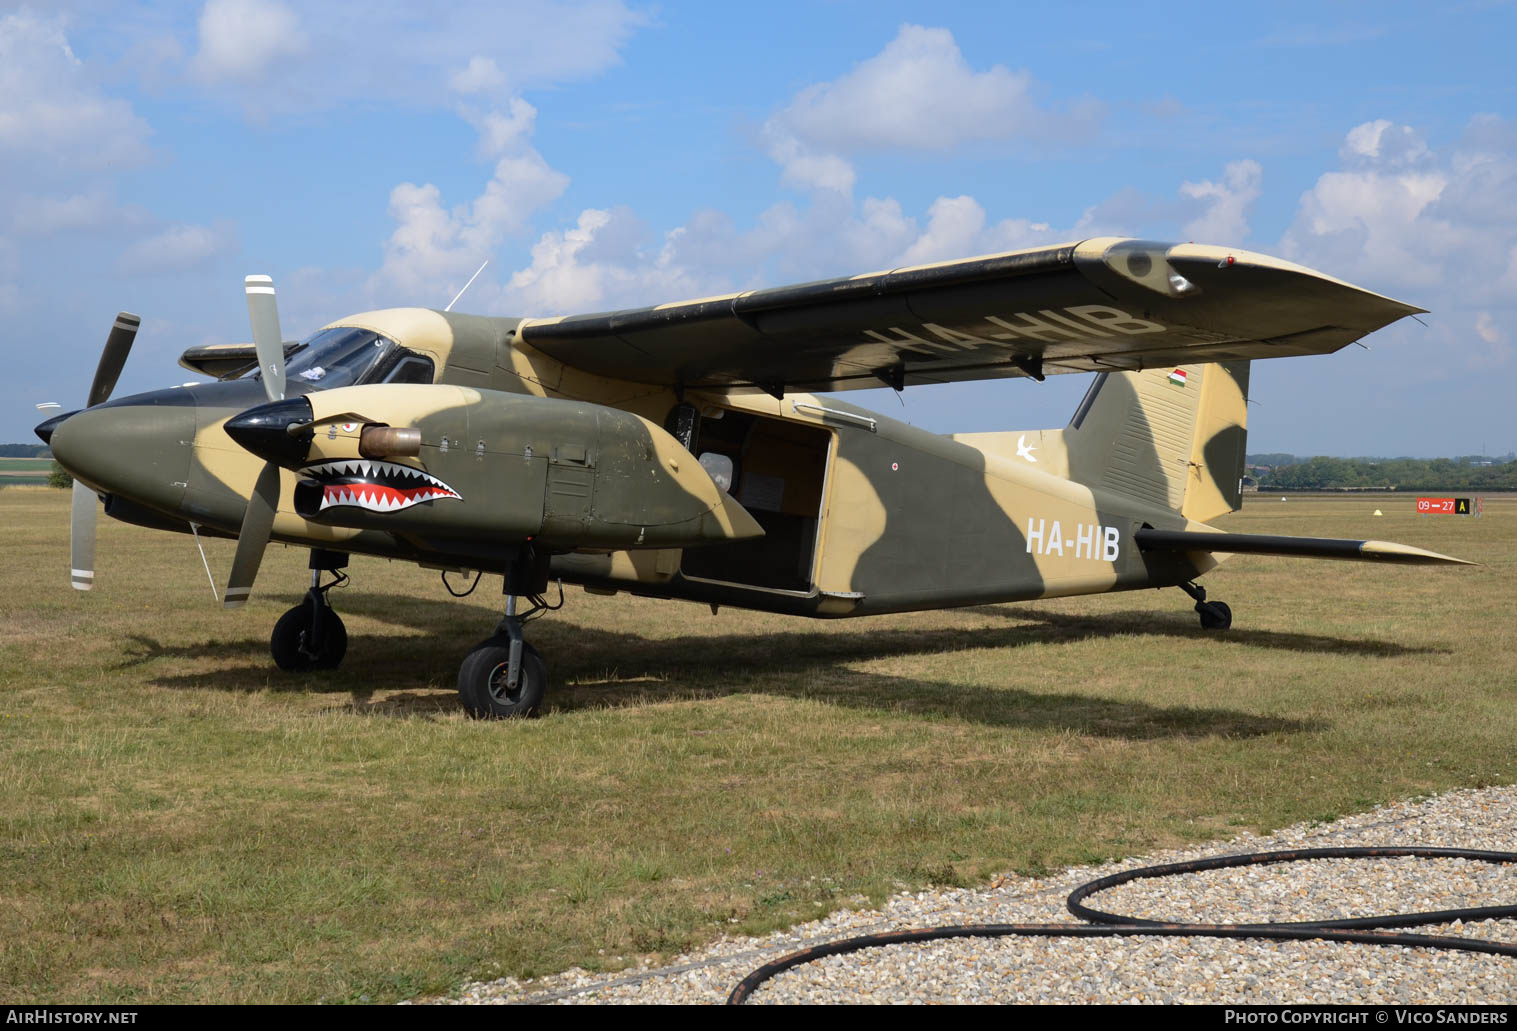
xmin=70 ymin=480 xmax=97 ymax=591
xmin=223 ymin=462 xmax=280 ymax=609
xmin=87 ymin=312 xmax=140 ymax=408
xmin=244 ymin=276 xmax=286 ymax=403
xmin=61 ymin=310 xmax=138 ymax=592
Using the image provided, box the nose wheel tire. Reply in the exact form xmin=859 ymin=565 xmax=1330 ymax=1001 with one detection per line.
xmin=458 ymin=637 xmax=548 ymax=719
xmin=271 ymin=604 xmax=348 ymax=671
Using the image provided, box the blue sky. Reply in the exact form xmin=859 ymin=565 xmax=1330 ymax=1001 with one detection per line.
xmin=3 ymin=1 xmax=1515 ymax=456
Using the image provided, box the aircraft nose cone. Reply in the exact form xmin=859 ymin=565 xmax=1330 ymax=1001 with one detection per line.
xmin=50 ymin=391 xmax=194 ymax=510
xmin=34 ymin=409 xmax=80 ymax=445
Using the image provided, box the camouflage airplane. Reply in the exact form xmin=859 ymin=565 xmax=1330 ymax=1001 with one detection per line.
xmin=36 ymin=238 xmax=1469 ymax=717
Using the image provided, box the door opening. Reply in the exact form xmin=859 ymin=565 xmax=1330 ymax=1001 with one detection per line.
xmin=679 ymin=407 xmax=830 ymax=592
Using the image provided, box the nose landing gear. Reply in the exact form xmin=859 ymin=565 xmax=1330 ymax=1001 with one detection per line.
xmin=271 ymin=549 xmax=349 ymax=672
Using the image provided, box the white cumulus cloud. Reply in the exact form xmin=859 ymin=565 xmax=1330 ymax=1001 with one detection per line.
xmin=9 ymin=191 xmax=144 ymax=237
xmin=189 ymin=0 xmax=306 ymax=85
xmin=0 ymin=10 xmax=152 ymax=172
xmin=1281 ymin=120 xmax=1475 ymax=292
xmin=118 ymin=220 xmax=239 ymax=274
xmin=506 ymin=208 xmax=677 ymax=313
xmin=451 ymin=56 xmax=507 ymax=95
xmin=761 ymin=24 xmax=1101 ymax=194
xmin=463 ymin=96 xmax=541 ymax=158
xmin=494 ymin=188 xmax=1091 ymax=317
xmin=1470 ymin=311 xmax=1511 ymax=368
xmin=1272 ymin=115 xmax=1517 ymax=394
xmin=370 ymin=96 xmax=569 ymax=303
xmin=1340 ymin=119 xmax=1431 ymax=167
xmin=1180 ymin=159 xmax=1263 ymax=244
xmin=774 ymin=25 xmax=1056 ymax=152
xmin=897 ymin=196 xmax=987 ymax=267
xmin=181 ymin=1 xmax=644 ymax=115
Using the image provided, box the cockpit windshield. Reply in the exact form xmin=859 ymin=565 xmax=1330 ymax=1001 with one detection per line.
xmin=250 ymin=327 xmax=432 ymax=391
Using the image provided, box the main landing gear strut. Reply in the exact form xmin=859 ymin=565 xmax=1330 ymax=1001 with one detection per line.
xmin=457 ymin=544 xmax=561 ymax=719
xmin=271 ymin=549 xmax=350 ymax=671
xmin=1178 ymin=580 xmax=1232 ymax=631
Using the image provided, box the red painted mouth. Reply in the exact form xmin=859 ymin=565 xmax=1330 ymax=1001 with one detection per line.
xmin=303 ymin=459 xmax=462 ymax=514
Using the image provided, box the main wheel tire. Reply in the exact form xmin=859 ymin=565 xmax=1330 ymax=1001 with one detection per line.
xmin=271 ymin=604 xmax=348 ymax=672
xmin=1197 ymin=600 xmax=1232 ymax=631
xmin=458 ymin=637 xmax=547 ymax=719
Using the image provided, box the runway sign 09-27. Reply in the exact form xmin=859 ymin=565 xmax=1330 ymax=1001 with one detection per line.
xmin=1417 ymin=497 xmax=1472 ymax=515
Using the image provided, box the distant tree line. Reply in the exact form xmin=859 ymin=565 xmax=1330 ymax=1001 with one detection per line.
xmin=1245 ymin=452 xmax=1300 ymax=469
xmin=1250 ymin=456 xmax=1517 ymax=491
xmin=0 ymin=444 xmax=48 ymax=458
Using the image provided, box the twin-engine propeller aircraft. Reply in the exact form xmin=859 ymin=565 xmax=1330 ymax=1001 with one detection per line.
xmin=38 ymin=238 xmax=1470 ymax=717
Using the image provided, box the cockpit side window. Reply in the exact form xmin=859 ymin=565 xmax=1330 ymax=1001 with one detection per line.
xmin=381 ymin=355 xmax=435 ymax=385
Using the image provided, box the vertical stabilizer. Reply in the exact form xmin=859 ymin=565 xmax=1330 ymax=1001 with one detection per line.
xmin=1062 ymin=361 xmax=1250 ymax=521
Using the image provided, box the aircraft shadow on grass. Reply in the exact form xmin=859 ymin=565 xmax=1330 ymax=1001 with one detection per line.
xmin=121 ymin=593 xmax=1446 ymax=738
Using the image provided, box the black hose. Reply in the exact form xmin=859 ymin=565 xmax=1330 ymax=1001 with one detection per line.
xmin=727 ymin=846 xmax=1517 ymax=1004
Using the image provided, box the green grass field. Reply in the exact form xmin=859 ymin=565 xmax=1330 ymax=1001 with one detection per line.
xmin=0 ymin=459 xmax=53 ymax=486
xmin=1 ymin=486 xmax=1512 ymax=1003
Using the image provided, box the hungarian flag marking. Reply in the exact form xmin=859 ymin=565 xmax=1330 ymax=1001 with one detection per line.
xmin=1167 ymin=369 xmax=1188 ymax=388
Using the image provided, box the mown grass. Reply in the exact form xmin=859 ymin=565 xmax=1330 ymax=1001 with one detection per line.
xmin=1 ymin=486 xmax=1512 ymax=1002
xmin=0 ymin=459 xmax=53 ymax=485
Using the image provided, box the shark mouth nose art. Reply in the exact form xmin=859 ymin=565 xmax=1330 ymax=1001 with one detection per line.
xmin=303 ymin=459 xmax=462 ymax=513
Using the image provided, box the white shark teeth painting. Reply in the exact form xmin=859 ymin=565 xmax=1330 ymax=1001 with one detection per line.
xmin=302 ymin=460 xmax=462 ymax=514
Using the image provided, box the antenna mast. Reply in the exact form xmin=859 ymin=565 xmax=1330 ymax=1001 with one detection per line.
xmin=445 ymin=260 xmax=490 ymax=312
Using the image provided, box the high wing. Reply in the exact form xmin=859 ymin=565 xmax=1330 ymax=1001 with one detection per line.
xmin=518 ymin=237 xmax=1424 ymax=395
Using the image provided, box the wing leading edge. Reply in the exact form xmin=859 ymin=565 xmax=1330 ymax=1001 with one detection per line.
xmin=517 ymin=238 xmax=1424 ymax=395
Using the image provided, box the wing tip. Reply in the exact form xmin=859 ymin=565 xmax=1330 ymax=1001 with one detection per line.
xmin=1359 ymin=540 xmax=1476 ymax=565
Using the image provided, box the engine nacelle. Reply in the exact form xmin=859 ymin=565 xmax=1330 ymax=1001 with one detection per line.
xmin=279 ymin=384 xmax=761 ymax=550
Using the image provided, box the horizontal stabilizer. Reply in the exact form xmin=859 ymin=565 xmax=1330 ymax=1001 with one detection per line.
xmin=1134 ymin=529 xmax=1473 ymax=566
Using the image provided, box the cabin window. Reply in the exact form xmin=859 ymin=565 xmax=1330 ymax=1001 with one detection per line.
xmin=698 ymin=452 xmax=734 ymax=493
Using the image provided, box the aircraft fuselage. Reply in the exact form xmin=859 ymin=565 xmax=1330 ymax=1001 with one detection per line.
xmin=49 ymin=310 xmax=1209 ymax=620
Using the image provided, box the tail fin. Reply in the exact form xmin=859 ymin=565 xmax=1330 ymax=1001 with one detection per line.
xmin=1064 ymin=361 xmax=1250 ymax=522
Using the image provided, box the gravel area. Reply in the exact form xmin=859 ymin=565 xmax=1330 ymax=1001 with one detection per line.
xmin=420 ymin=786 xmax=1517 ymax=1005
